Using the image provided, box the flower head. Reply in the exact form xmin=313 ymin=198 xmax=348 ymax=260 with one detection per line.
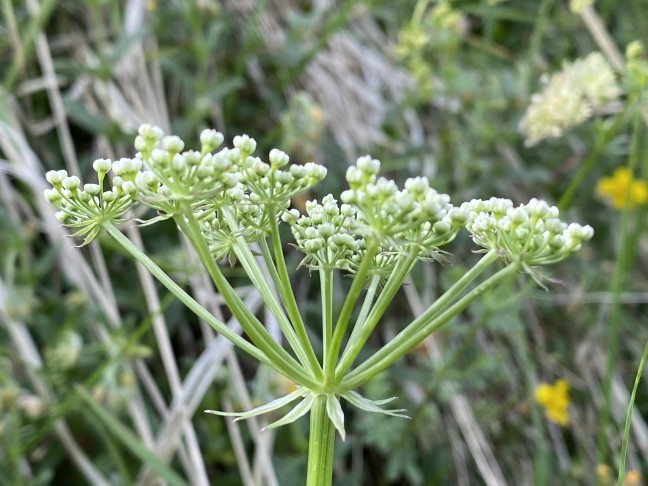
xmin=520 ymin=52 xmax=621 ymax=146
xmin=44 ymin=158 xmax=141 ymax=246
xmin=463 ymin=198 xmax=593 ymax=277
xmin=534 ymin=379 xmax=570 ymax=426
xmin=597 ymin=167 xmax=648 ymax=209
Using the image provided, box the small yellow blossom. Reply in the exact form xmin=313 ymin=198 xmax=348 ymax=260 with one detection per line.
xmin=534 ymin=379 xmax=570 ymax=425
xmin=596 ymin=464 xmax=612 ymax=483
xmin=597 ymin=167 xmax=648 ymax=209
xmin=624 ymin=470 xmax=642 ymax=486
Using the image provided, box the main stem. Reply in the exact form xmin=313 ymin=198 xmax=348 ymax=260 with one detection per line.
xmin=306 ymin=395 xmax=335 ymax=486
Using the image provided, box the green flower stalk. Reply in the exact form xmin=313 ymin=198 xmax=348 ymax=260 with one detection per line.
xmin=44 ymin=124 xmax=593 ymax=485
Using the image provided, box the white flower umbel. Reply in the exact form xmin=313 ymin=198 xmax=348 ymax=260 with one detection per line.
xmin=45 ymin=124 xmax=594 ymax=486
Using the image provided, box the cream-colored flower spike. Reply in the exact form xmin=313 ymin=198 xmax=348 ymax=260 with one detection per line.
xmin=519 ymin=52 xmax=621 ymax=146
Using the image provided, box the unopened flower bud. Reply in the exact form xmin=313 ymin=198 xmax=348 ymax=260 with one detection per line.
xmin=44 ymin=189 xmax=62 ymax=204
xmin=138 ymin=124 xmax=164 ymax=141
xmin=93 ymin=158 xmax=112 ymax=173
xmin=200 ymin=129 xmax=224 ymax=150
xmin=356 ymin=155 xmax=380 ymax=175
xmin=46 ymin=169 xmax=68 ymax=185
xmin=162 ymin=136 xmax=185 ymax=153
xmin=233 ymin=134 xmax=257 ymax=155
xmin=269 ymin=148 xmax=289 ymax=169
xmin=62 ymin=176 xmax=81 ymax=190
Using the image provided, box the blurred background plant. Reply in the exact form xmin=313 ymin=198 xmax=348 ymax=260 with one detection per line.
xmin=1 ymin=0 xmax=647 ymax=484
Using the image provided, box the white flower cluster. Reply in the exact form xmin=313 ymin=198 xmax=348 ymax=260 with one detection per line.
xmin=463 ymin=198 xmax=594 ymax=268
xmin=283 ymin=156 xmax=467 ymax=277
xmin=340 ymin=156 xmax=466 ymax=254
xmin=44 ymin=157 xmax=140 ymax=245
xmin=519 ymin=52 xmax=621 ymax=146
xmin=283 ymin=195 xmax=359 ymax=271
xmin=234 ymin=147 xmax=327 ymax=209
xmin=134 ymin=124 xmax=239 ymax=219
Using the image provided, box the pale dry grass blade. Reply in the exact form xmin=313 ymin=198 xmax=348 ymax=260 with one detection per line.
xmin=24 ymin=0 xmax=80 ymax=174
xmin=127 ymin=225 xmax=210 ymax=486
xmin=225 ymin=0 xmax=418 ymax=161
xmin=223 ymin=396 xmax=257 ymax=485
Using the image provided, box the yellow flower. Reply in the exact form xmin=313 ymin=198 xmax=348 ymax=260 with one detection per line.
xmin=534 ymin=379 xmax=570 ymax=425
xmin=624 ymin=470 xmax=642 ymax=486
xmin=597 ymin=167 xmax=648 ymax=209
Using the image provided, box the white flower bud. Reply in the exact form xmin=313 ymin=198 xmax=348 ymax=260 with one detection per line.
xmin=233 ymin=134 xmax=256 ymax=154
xmin=102 ymin=191 xmax=116 ymax=202
xmin=269 ymin=148 xmax=289 ymax=168
xmin=550 ymin=234 xmax=566 ymax=249
xmin=183 ymin=151 xmax=201 ymax=166
xmin=45 ymin=170 xmax=66 ymax=185
xmin=340 ymin=189 xmax=355 ymax=204
xmin=356 ymin=155 xmax=381 ymax=175
xmin=62 ymin=176 xmax=81 ymax=190
xmin=138 ymin=124 xmax=164 ymax=141
xmin=332 ymin=233 xmax=356 ymax=250
xmin=121 ymin=181 xmax=137 ymax=195
xmin=305 ymin=163 xmax=326 ymax=180
xmin=404 ymin=176 xmax=429 ymax=195
xmin=151 ymin=149 xmax=168 ymax=165
xmin=305 ymin=238 xmax=323 ymax=252
xmin=134 ymin=135 xmax=147 ymax=151
xmin=290 ymin=165 xmax=306 ymax=178
xmin=448 ymin=207 xmax=468 ymax=224
xmin=305 ymin=227 xmax=319 ymax=239
xmin=162 ymin=136 xmax=185 ymax=153
xmin=318 ymin=223 xmax=335 ymax=238
xmin=200 ymin=129 xmax=224 ymax=149
xmin=44 ymin=189 xmax=62 ymax=203
xmin=340 ymin=204 xmax=355 ymax=217
xmin=433 ymin=220 xmax=451 ymax=234
xmin=84 ymin=184 xmax=100 ymax=195
xmin=55 ymin=211 xmax=70 ymax=223
xmin=508 ymin=207 xmax=529 ymax=224
xmin=281 ymin=209 xmax=300 ymax=224
xmin=93 ymin=158 xmax=113 ymax=173
xmin=172 ymin=154 xmax=185 ymax=172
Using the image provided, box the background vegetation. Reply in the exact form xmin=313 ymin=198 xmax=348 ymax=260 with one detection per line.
xmin=1 ymin=0 xmax=647 ymax=484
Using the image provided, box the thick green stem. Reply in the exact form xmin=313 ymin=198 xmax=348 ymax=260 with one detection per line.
xmin=323 ymin=240 xmax=379 ymax=383
xmin=306 ymin=395 xmax=335 ymax=486
xmin=341 ymin=256 xmax=514 ymax=390
xmin=173 ymin=214 xmax=319 ymax=389
xmin=335 ymin=251 xmax=418 ymax=381
xmin=103 ymin=223 xmax=268 ymax=365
